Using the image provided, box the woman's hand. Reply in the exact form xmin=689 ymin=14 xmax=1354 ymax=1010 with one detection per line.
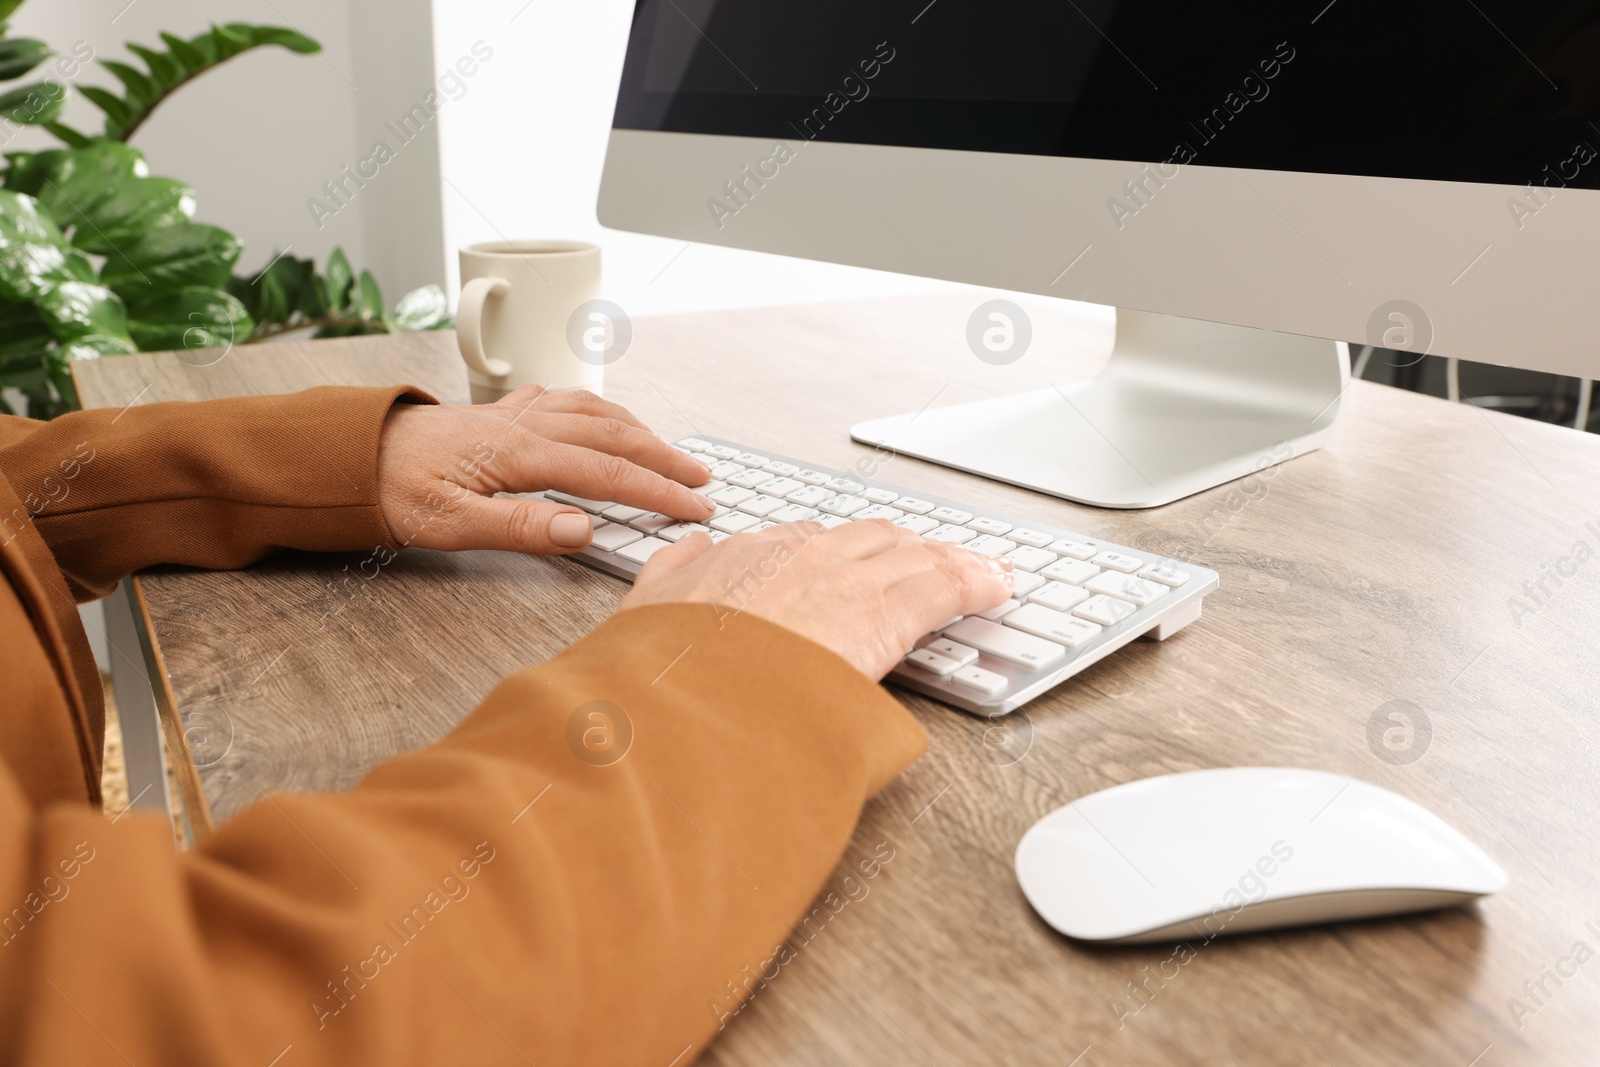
xmin=376 ymin=385 xmax=715 ymax=554
xmin=620 ymin=519 xmax=1014 ymax=679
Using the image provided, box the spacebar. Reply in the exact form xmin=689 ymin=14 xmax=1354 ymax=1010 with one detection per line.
xmin=942 ymin=617 xmax=1066 ymax=670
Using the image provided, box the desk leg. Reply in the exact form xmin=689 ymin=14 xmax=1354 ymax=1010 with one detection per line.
xmin=105 ymin=578 xmax=176 ymax=828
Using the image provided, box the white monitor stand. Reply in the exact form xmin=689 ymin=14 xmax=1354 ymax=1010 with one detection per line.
xmin=850 ymin=309 xmax=1350 ymax=510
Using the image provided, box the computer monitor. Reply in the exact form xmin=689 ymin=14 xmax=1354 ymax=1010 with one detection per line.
xmin=598 ymin=0 xmax=1600 ymax=507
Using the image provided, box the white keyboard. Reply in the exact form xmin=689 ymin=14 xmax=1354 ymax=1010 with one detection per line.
xmin=540 ymin=437 xmax=1219 ymax=716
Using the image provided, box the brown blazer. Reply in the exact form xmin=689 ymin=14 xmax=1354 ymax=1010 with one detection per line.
xmin=0 ymin=386 xmax=926 ymax=1065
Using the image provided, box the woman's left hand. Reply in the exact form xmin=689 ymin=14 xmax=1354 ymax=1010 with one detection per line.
xmin=376 ymin=384 xmax=715 ymax=555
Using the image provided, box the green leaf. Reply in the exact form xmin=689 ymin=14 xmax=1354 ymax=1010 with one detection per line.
xmin=79 ymin=86 xmax=135 ymax=129
xmin=126 ymin=286 xmax=253 ymax=353
xmin=32 ymin=142 xmax=142 ymax=203
xmin=72 ymin=177 xmax=196 ymax=253
xmin=392 ymin=285 xmax=449 ymax=332
xmin=41 ymin=122 xmax=93 ymax=148
xmin=299 ymin=268 xmax=331 ymax=320
xmin=2 ymin=149 xmax=67 ymax=194
xmin=34 ymin=280 xmax=131 ymax=344
xmin=128 ymin=43 xmax=182 ymax=89
xmin=357 ymin=270 xmax=386 ymax=324
xmin=159 ymin=33 xmax=206 ymax=73
xmin=325 ymin=247 xmax=354 ymax=312
xmin=0 ymin=82 xmax=67 ymax=126
xmin=0 ymin=38 xmax=51 ymax=82
xmin=0 ymin=302 xmax=52 ymax=369
xmin=257 ymin=271 xmax=289 ymax=326
xmin=100 ymin=60 xmax=157 ymax=106
xmin=0 ymin=1 xmax=26 ymax=27
xmin=101 ymin=223 xmax=243 ymax=302
xmin=231 ymin=25 xmax=321 ymax=55
xmin=0 ymin=189 xmax=80 ymax=303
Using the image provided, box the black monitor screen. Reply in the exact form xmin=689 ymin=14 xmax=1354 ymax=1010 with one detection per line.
xmin=612 ymin=0 xmax=1600 ymax=189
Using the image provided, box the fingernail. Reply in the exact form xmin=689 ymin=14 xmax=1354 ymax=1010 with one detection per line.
xmin=693 ymin=492 xmax=714 ymax=510
xmin=550 ymin=512 xmax=591 ymax=547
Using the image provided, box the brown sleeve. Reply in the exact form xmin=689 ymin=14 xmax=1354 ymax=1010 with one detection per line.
xmin=0 ymin=385 xmax=434 ymax=602
xmin=0 ymin=603 xmax=927 ymax=1065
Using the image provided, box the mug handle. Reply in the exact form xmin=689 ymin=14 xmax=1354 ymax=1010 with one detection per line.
xmin=457 ymin=276 xmax=514 ymax=378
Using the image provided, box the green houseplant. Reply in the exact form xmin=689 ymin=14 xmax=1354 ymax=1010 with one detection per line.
xmin=0 ymin=0 xmax=449 ymax=419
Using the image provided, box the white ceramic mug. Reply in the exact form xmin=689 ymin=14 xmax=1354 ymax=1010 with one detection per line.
xmin=457 ymin=240 xmax=606 ymax=403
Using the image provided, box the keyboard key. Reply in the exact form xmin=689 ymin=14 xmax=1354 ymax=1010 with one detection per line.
xmin=1139 ymin=563 xmax=1192 ymax=587
xmin=1093 ymin=551 xmax=1143 ymax=573
xmin=710 ymin=512 xmax=762 ymax=534
xmin=1011 ymin=529 xmax=1054 ymax=548
xmin=965 ymin=535 xmax=1018 ymax=557
xmin=706 ymin=530 xmax=731 ymax=543
xmin=706 ymin=445 xmax=740 ymax=460
xmin=764 ymin=460 xmax=799 ymax=476
xmin=1006 ymin=546 xmax=1057 ymax=572
xmin=920 ymin=638 xmax=978 ymax=666
xmin=855 ymin=504 xmax=905 ymax=522
xmin=769 ymin=504 xmax=820 ymax=523
xmin=977 ymin=599 xmax=1022 ymax=621
xmin=727 ymin=468 xmax=775 ymax=489
xmin=1085 ymin=572 xmax=1169 ymax=607
xmin=892 ymin=515 xmax=940 ymax=535
xmin=943 ymin=617 xmax=1067 ymax=670
xmin=786 ymin=485 xmax=832 ymax=507
xmin=863 ymin=487 xmax=899 ymax=504
xmin=679 ymin=438 xmax=713 ymax=452
xmin=827 ymin=476 xmax=866 ymax=494
xmin=709 ymin=486 xmax=757 ymax=507
xmin=601 ymin=504 xmax=648 ymax=523
xmin=895 ymin=497 xmax=936 ymax=515
xmin=590 ymin=525 xmax=644 ymax=552
xmin=1041 ymin=558 xmax=1100 ymax=585
xmin=757 ymin=477 xmax=805 ymax=498
xmin=927 ymin=524 xmax=976 ymax=544
xmin=819 ymin=494 xmax=869 ymax=517
xmin=749 ymin=521 xmax=777 ymax=533
xmin=1011 ymin=571 xmax=1047 ymax=597
xmin=1029 ymin=581 xmax=1090 ymax=613
xmin=696 ymin=480 xmax=728 ymax=495
xmin=905 ymin=648 xmax=962 ymax=677
xmin=817 ymin=515 xmax=852 ymax=529
xmin=737 ymin=494 xmax=788 ymax=517
xmin=1049 ymin=540 xmax=1097 ymax=560
xmin=616 ymin=537 xmax=672 ymax=564
xmin=930 ymin=506 xmax=973 ymax=524
xmin=658 ymin=523 xmax=709 ymax=542
xmin=967 ymin=517 xmax=1013 ymax=536
xmin=1005 ymin=604 xmax=1102 ymax=647
xmin=736 ymin=453 xmax=769 ymax=467
xmin=628 ymin=513 xmax=678 ymax=534
xmin=709 ymin=461 xmax=744 ymax=479
xmin=794 ymin=469 xmax=831 ymax=485
xmin=952 ymin=665 xmax=1009 ymax=696
xmin=1073 ymin=594 xmax=1138 ymax=627
xmin=546 ymin=491 xmax=611 ymax=513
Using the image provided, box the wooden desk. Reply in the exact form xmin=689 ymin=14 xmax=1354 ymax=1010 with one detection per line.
xmin=74 ymin=297 xmax=1600 ymax=1066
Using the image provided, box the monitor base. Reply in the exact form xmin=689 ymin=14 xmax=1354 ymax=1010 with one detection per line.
xmin=850 ymin=309 xmax=1350 ymax=509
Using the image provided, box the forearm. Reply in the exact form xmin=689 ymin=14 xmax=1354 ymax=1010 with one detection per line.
xmin=2 ymin=605 xmax=925 ymax=1065
xmin=0 ymin=386 xmax=432 ymax=600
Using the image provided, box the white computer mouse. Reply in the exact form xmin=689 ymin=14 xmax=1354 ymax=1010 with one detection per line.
xmin=1015 ymin=767 xmax=1507 ymax=943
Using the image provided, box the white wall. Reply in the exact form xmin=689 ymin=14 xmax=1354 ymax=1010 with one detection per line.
xmin=428 ymin=0 xmax=962 ymax=318
xmin=7 ymin=0 xmax=444 ymax=299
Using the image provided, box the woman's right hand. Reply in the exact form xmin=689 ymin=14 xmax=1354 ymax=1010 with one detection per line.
xmin=619 ymin=519 xmax=1014 ymax=680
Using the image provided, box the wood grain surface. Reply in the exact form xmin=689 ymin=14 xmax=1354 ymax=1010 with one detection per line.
xmin=74 ymin=300 xmax=1600 ymax=1067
